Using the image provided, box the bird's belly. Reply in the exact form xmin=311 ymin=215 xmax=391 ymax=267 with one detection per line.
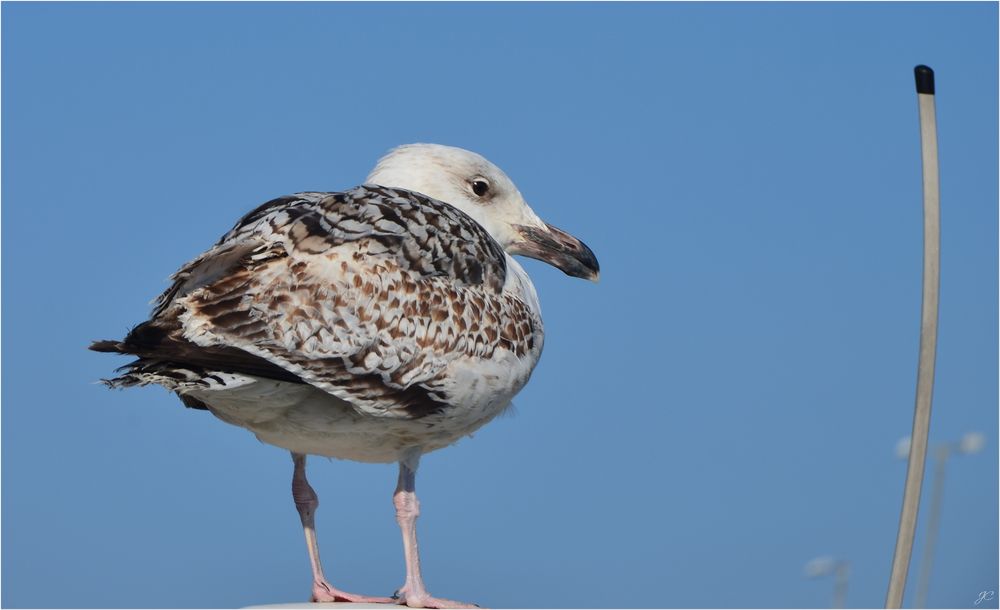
xmin=184 ymin=359 xmax=530 ymax=463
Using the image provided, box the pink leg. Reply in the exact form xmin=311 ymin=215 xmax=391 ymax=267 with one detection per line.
xmin=392 ymin=458 xmax=478 ymax=609
xmin=291 ymin=453 xmax=395 ymax=604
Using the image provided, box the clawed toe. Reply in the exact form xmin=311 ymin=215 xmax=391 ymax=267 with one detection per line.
xmin=312 ymin=580 xmax=396 ymax=604
xmin=393 ymin=588 xmax=479 ymax=608
xmin=402 ymin=597 xmax=479 ymax=609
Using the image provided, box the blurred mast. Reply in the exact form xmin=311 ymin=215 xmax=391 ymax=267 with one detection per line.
xmin=832 ymin=562 xmax=849 ymax=609
xmin=914 ymin=444 xmax=949 ymax=609
xmin=904 ymin=433 xmax=986 ymax=608
xmin=806 ymin=556 xmax=850 ymax=609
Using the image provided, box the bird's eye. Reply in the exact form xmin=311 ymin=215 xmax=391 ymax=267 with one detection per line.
xmin=471 ymin=179 xmax=490 ymax=197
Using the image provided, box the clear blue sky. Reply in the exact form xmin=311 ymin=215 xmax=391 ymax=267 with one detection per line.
xmin=2 ymin=3 xmax=996 ymax=608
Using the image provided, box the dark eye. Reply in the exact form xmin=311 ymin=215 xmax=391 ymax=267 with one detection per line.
xmin=471 ymin=180 xmax=490 ymax=197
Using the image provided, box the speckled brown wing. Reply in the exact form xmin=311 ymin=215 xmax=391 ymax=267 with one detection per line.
xmin=152 ymin=186 xmax=538 ymax=419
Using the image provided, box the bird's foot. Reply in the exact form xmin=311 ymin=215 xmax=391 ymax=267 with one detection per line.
xmin=393 ymin=586 xmax=478 ymax=609
xmin=312 ymin=579 xmax=396 ymax=604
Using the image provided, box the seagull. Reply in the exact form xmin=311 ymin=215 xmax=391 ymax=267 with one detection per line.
xmin=91 ymin=143 xmax=599 ymax=608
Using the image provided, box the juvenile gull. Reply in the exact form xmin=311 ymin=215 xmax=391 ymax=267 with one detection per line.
xmin=91 ymin=143 xmax=599 ymax=608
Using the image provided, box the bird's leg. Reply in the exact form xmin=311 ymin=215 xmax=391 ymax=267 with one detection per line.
xmin=392 ymin=456 xmax=477 ymax=609
xmin=291 ymin=452 xmax=394 ymax=604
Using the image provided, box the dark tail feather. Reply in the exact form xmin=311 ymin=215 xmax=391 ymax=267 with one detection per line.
xmin=90 ymin=340 xmax=126 ymax=353
xmin=90 ymin=322 xmax=167 ymax=356
xmin=89 ymin=321 xmax=304 ymax=385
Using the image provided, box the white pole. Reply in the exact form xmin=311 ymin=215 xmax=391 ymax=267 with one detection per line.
xmin=885 ymin=64 xmax=941 ymax=609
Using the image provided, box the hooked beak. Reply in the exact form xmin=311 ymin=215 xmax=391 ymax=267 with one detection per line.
xmin=509 ymin=223 xmax=600 ymax=282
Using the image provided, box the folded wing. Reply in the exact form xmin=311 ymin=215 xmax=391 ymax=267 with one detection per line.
xmin=99 ymin=186 xmax=537 ymax=419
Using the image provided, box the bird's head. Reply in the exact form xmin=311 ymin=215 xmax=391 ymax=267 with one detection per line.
xmin=366 ymin=143 xmax=599 ymax=282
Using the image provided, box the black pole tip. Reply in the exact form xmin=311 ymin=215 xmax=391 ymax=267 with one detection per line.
xmin=914 ymin=65 xmax=935 ymax=95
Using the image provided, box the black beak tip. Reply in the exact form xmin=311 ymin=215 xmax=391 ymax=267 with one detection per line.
xmin=564 ymin=241 xmax=600 ymax=283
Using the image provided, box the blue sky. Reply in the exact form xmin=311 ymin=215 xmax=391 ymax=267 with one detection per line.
xmin=2 ymin=2 xmax=996 ymax=608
